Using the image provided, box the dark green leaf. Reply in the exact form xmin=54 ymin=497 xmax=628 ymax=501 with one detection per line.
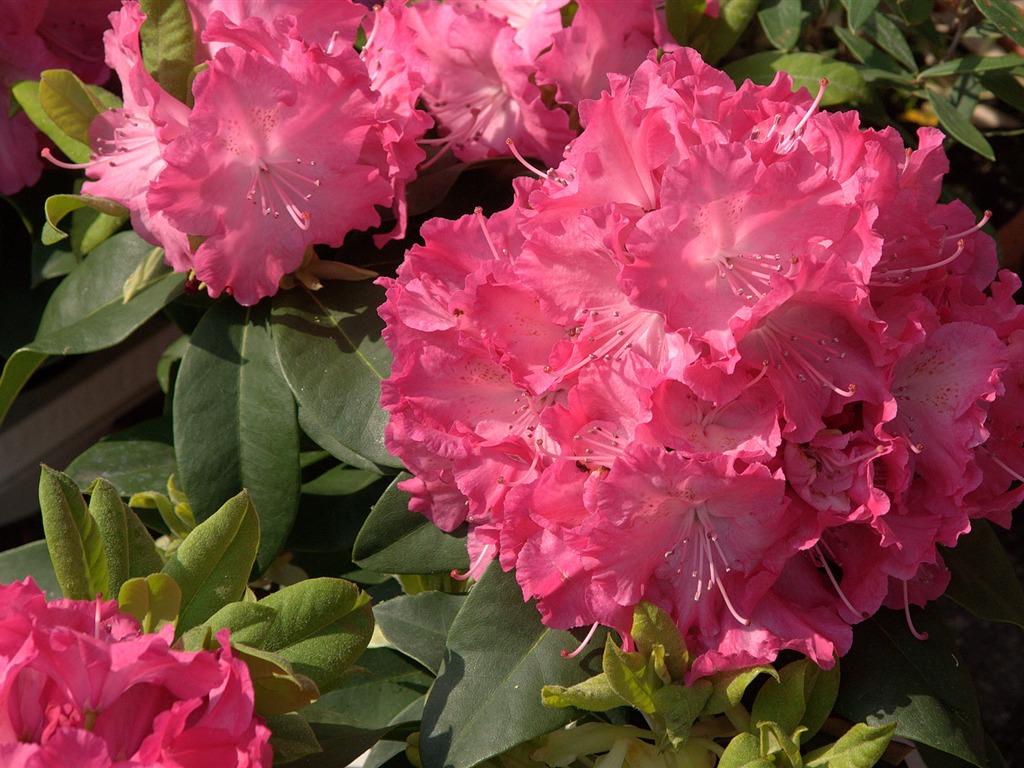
xmin=840 ymin=0 xmax=881 ymax=31
xmin=832 ymin=28 xmax=912 ymax=77
xmin=724 ymin=52 xmax=869 ymax=105
xmin=139 ymin=0 xmax=196 ymax=103
xmin=0 ymin=541 xmax=61 ymax=598
xmin=352 ymin=474 xmax=470 ymax=575
xmin=665 ymin=0 xmax=712 ymax=44
xmin=38 ymin=465 xmax=108 ymax=599
xmin=301 ymin=465 xmax=382 ymax=496
xmin=941 ymin=520 xmax=1024 ymax=628
xmin=265 ymin=712 xmax=322 ymax=764
xmin=758 ymin=0 xmax=806 ymax=50
xmin=926 ymin=90 xmax=995 ymax=160
xmin=975 ymin=0 xmax=1024 ymax=49
xmin=919 ymin=55 xmax=1024 ymax=79
xmin=0 ymin=231 xmax=185 ymax=428
xmin=834 ymin=606 xmax=987 ymax=767
xmin=66 ymin=417 xmax=177 ymax=497
xmin=374 ymin=592 xmax=467 ymax=674
xmin=173 ymin=300 xmax=300 ymax=572
xmin=271 ymin=281 xmax=399 ymax=470
xmin=862 ymin=12 xmax=918 ymax=73
xmin=420 ymin=563 xmax=605 ymax=768
xmin=161 ymin=489 xmax=260 ymax=633
xmin=288 ymin=721 xmax=409 ymax=768
xmin=691 ymin=0 xmax=760 ymax=65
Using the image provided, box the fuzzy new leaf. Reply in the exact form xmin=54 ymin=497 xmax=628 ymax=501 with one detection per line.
xmin=39 ymin=466 xmax=108 ymax=599
xmin=118 ymin=573 xmax=181 ymax=633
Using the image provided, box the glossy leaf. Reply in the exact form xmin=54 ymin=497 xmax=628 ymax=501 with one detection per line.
xmin=118 ymin=573 xmax=181 ymax=633
xmin=161 ymin=489 xmax=260 ymax=633
xmin=41 ymin=194 xmax=129 ymax=246
xmin=975 ymin=0 xmax=1024 ymax=49
xmin=724 ymin=52 xmax=869 ymax=105
xmin=941 ymin=520 xmax=1024 ymax=629
xmin=271 ymin=280 xmax=400 ymax=470
xmin=0 ymin=231 xmax=185 ymax=428
xmin=758 ymin=0 xmax=806 ymax=50
xmin=139 ymin=0 xmax=195 ymax=103
xmin=834 ymin=606 xmax=987 ymax=767
xmin=301 ymin=465 xmax=381 ymax=496
xmin=352 ymin=474 xmax=470 ymax=575
xmin=861 ymin=12 xmax=917 ymax=73
xmin=66 ymin=417 xmax=177 ymax=498
xmin=87 ymin=478 xmax=131 ymax=596
xmin=206 ymin=577 xmax=373 ymax=694
xmin=38 ymin=465 xmax=108 ymax=599
xmin=420 ymin=562 xmax=605 ymax=768
xmin=692 ymin=0 xmax=759 ymax=65
xmin=840 ymin=0 xmax=881 ymax=31
xmin=926 ymin=90 xmax=995 ymax=160
xmin=832 ymin=27 xmax=911 ymax=77
xmin=173 ymin=300 xmax=300 ymax=572
xmin=374 ymin=591 xmax=466 ymax=674
xmin=0 ymin=541 xmax=61 ymax=598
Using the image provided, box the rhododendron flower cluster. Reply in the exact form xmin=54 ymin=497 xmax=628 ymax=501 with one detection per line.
xmin=72 ymin=0 xmax=429 ymax=305
xmin=0 ymin=579 xmax=270 ymax=767
xmin=380 ymin=48 xmax=1024 ymax=677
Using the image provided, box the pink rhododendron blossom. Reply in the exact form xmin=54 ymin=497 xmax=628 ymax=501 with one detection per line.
xmin=0 ymin=579 xmax=270 ymax=767
xmin=380 ymin=47 xmax=1024 ymax=677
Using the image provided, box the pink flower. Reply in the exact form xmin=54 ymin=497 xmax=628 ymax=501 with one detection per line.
xmin=380 ymin=47 xmax=1024 ymax=677
xmin=0 ymin=579 xmax=270 ymax=768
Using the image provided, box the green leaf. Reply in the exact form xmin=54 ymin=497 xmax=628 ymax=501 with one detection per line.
xmin=66 ymin=417 xmax=177 ymax=498
xmin=420 ymin=562 xmax=605 ymax=768
xmin=720 ymin=732 xmax=774 ymax=768
xmin=122 ymin=245 xmax=170 ymax=302
xmin=751 ymin=658 xmax=839 ymax=742
xmin=757 ymin=720 xmax=805 ymax=766
xmin=603 ymin=636 xmax=661 ymax=714
xmin=139 ymin=0 xmax=195 ymax=103
xmin=840 ymin=0 xmax=881 ymax=31
xmin=834 ymin=606 xmax=987 ymax=767
xmin=301 ymin=465 xmax=381 ymax=496
xmin=173 ymin=300 xmax=300 ymax=572
xmin=0 ymin=231 xmax=185 ymax=429
xmin=651 ymin=681 xmax=713 ymax=748
xmin=271 ymin=281 xmax=401 ymax=470
xmin=724 ymin=52 xmax=869 ymax=106
xmin=206 ymin=577 xmax=373 ymax=694
xmin=702 ymin=666 xmax=777 ymax=716
xmin=38 ymin=69 xmax=108 ymax=145
xmin=833 ymin=28 xmax=910 ymax=77
xmin=265 ymin=712 xmax=322 ymax=764
xmin=690 ymin=0 xmax=760 ymax=65
xmin=38 ymin=465 xmax=108 ymax=599
xmin=11 ymin=79 xmax=91 ymax=163
xmin=758 ymin=0 xmax=807 ymax=51
xmin=926 ymin=90 xmax=995 ymax=160
xmin=161 ymin=489 xmax=260 ymax=633
xmin=975 ymin=0 xmax=1024 ymax=49
xmin=352 ymin=474 xmax=470 ymax=575
xmin=919 ymin=54 xmax=1024 ymax=79
xmin=0 ymin=541 xmax=61 ymax=598
xmin=118 ymin=573 xmax=182 ymax=633
xmin=373 ymin=592 xmax=467 ymax=674
xmin=87 ymin=478 xmax=131 ymax=596
xmin=41 ymin=194 xmax=129 ymax=246
xmin=804 ymin=722 xmax=896 ymax=768
xmin=665 ymin=0 xmax=712 ymax=44
xmin=231 ymin=643 xmax=320 ymax=716
xmin=941 ymin=519 xmax=1024 ymax=629
xmin=861 ymin=12 xmax=918 ymax=73
xmin=541 ymin=672 xmax=626 ymax=711
xmin=631 ymin=601 xmax=689 ymax=681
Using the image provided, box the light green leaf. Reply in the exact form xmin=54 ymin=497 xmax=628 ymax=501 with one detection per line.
xmin=720 ymin=732 xmax=774 ymax=768
xmin=352 ymin=473 xmax=470 ymax=575
xmin=651 ymin=681 xmax=713 ymax=748
xmin=271 ymin=281 xmax=401 ymax=470
xmin=173 ymin=300 xmax=300 ymax=573
xmin=38 ymin=465 xmax=108 ymax=599
xmin=926 ymin=89 xmax=995 ymax=160
xmin=38 ymin=69 xmax=108 ymax=145
xmin=87 ymin=478 xmax=131 ymax=596
xmin=139 ymin=0 xmax=196 ymax=103
xmin=41 ymin=194 xmax=129 ymax=246
xmin=541 ymin=673 xmax=626 ymax=711
xmin=805 ymin=722 xmax=897 ymax=768
xmin=231 ymin=643 xmax=320 ymax=716
xmin=631 ymin=601 xmax=689 ymax=681
xmin=11 ymin=79 xmax=91 ymax=163
xmin=0 ymin=231 xmax=185 ymax=429
xmin=161 ymin=489 xmax=260 ymax=633
xmin=118 ymin=573 xmax=181 ymax=633
xmin=603 ymin=635 xmax=661 ymax=714
xmin=420 ymin=562 xmax=606 ymax=768
xmin=702 ymin=666 xmax=777 ymax=716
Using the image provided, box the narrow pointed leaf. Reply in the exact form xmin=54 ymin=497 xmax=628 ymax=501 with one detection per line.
xmin=124 ymin=508 xmax=165 ymax=578
xmin=38 ymin=465 xmax=108 ymax=599
xmin=631 ymin=601 xmax=689 ymax=681
xmin=975 ymin=0 xmax=1024 ymax=49
xmin=421 ymin=562 xmax=606 ymax=768
xmin=174 ymin=300 xmax=300 ymax=572
xmin=352 ymin=474 xmax=470 ymax=575
xmin=0 ymin=231 xmax=185 ymax=428
xmin=118 ymin=573 xmax=181 ymax=633
xmin=941 ymin=519 xmax=1024 ymax=628
xmin=541 ymin=673 xmax=625 ymax=711
xmin=758 ymin=0 xmax=806 ymax=50
xmin=271 ymin=281 xmax=401 ymax=470
xmin=926 ymin=90 xmax=995 ymax=160
xmin=834 ymin=606 xmax=987 ymax=767
xmin=603 ymin=638 xmax=660 ymax=714
xmin=840 ymin=0 xmax=881 ymax=30
xmin=861 ymin=12 xmax=917 ymax=72
xmin=373 ymin=592 xmax=466 ymax=674
xmin=87 ymin=478 xmax=131 ymax=596
xmin=139 ymin=0 xmax=195 ymax=103
xmin=691 ymin=0 xmax=760 ymax=65
xmin=161 ymin=490 xmax=260 ymax=633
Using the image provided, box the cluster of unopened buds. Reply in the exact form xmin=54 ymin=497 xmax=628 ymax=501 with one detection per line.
xmin=380 ymin=47 xmax=1024 ymax=678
